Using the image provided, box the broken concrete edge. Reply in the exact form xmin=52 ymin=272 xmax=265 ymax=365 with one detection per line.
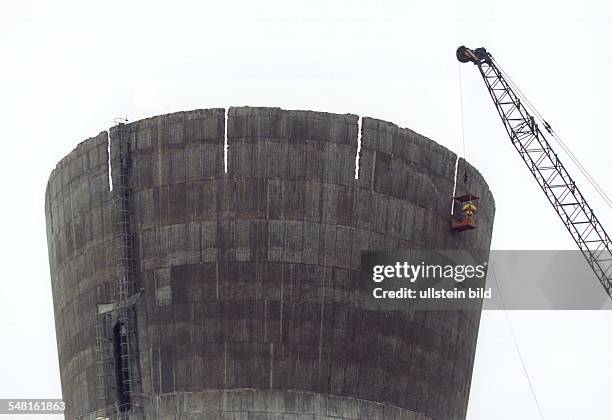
xmin=44 ymin=106 xmax=494 ymax=231
xmin=457 ymin=157 xmax=496 ymax=222
xmin=45 ymin=131 xmax=109 ymax=202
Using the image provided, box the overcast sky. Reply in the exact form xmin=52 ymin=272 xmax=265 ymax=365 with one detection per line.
xmin=1 ymin=1 xmax=611 ymax=419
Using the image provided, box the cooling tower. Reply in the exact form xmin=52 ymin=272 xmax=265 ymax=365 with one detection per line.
xmin=45 ymin=107 xmax=495 ymax=419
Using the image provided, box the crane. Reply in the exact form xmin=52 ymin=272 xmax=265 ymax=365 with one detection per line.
xmin=456 ymin=45 xmax=612 ymax=300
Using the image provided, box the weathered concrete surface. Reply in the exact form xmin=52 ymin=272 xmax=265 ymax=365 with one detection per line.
xmin=150 ymin=389 xmax=434 ymax=419
xmin=45 ymin=131 xmax=114 ymax=417
xmin=45 ymin=107 xmax=495 ymax=420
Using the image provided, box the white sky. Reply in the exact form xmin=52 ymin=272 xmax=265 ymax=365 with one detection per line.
xmin=1 ymin=1 xmax=611 ymax=419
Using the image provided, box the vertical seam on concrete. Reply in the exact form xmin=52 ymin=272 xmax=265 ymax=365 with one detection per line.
xmin=155 ymin=387 xmax=160 ymax=416
xmin=215 ymin=260 xmax=219 ymax=300
xmin=149 ymin=348 xmax=154 ymax=396
xmin=107 ymin=129 xmax=113 ymax=191
xmin=269 ymin=342 xmax=274 ymax=389
xmin=318 ymin=286 xmax=325 ymax=364
xmin=324 ymin=268 xmax=332 ymax=393
xmin=354 ymin=116 xmax=363 ymax=180
xmin=138 ymin=219 xmax=143 ymax=278
xmin=279 ymin=261 xmax=284 ymax=343
xmin=157 ymin=348 xmax=162 ymax=395
xmin=223 ymin=341 xmax=228 ymax=387
xmin=451 ymin=313 xmax=461 ymax=416
xmin=68 ymin=181 xmax=76 ymax=258
xmin=266 ymin=176 xmax=270 ymax=220
xmin=264 ymin=300 xmax=268 ymax=341
xmin=172 ymin=351 xmax=176 ymax=392
xmin=224 ymin=108 xmax=229 ymax=173
xmin=199 ymin=223 xmax=203 ymax=264
xmin=370 ymin=151 xmax=376 ymax=190
xmin=451 ymin=155 xmax=460 ymax=215
xmin=47 ymin=188 xmax=54 ymax=234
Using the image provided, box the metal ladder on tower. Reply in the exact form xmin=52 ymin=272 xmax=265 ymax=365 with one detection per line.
xmin=95 ymin=312 xmax=111 ymax=404
xmin=114 ymin=122 xmax=140 ymax=418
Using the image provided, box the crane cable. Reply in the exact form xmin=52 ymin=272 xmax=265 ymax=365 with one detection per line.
xmin=458 ymin=63 xmax=469 ymax=191
xmin=491 ymin=265 xmax=546 ymax=420
xmin=497 ymin=58 xmax=612 ymax=209
xmin=458 ymin=62 xmax=467 ymax=159
xmin=497 ymin=60 xmax=612 ymax=208
xmin=492 ymin=57 xmax=612 ymax=210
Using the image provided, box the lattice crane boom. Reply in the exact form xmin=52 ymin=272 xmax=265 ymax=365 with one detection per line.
xmin=457 ymin=45 xmax=612 ymax=300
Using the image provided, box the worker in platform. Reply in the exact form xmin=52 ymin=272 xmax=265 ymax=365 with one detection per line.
xmin=462 ymin=201 xmax=477 ymax=218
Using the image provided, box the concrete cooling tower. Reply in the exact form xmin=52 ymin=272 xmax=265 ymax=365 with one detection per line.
xmin=45 ymin=107 xmax=495 ymax=419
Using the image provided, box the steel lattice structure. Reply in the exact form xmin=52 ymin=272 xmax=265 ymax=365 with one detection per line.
xmin=457 ymin=46 xmax=612 ymax=299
